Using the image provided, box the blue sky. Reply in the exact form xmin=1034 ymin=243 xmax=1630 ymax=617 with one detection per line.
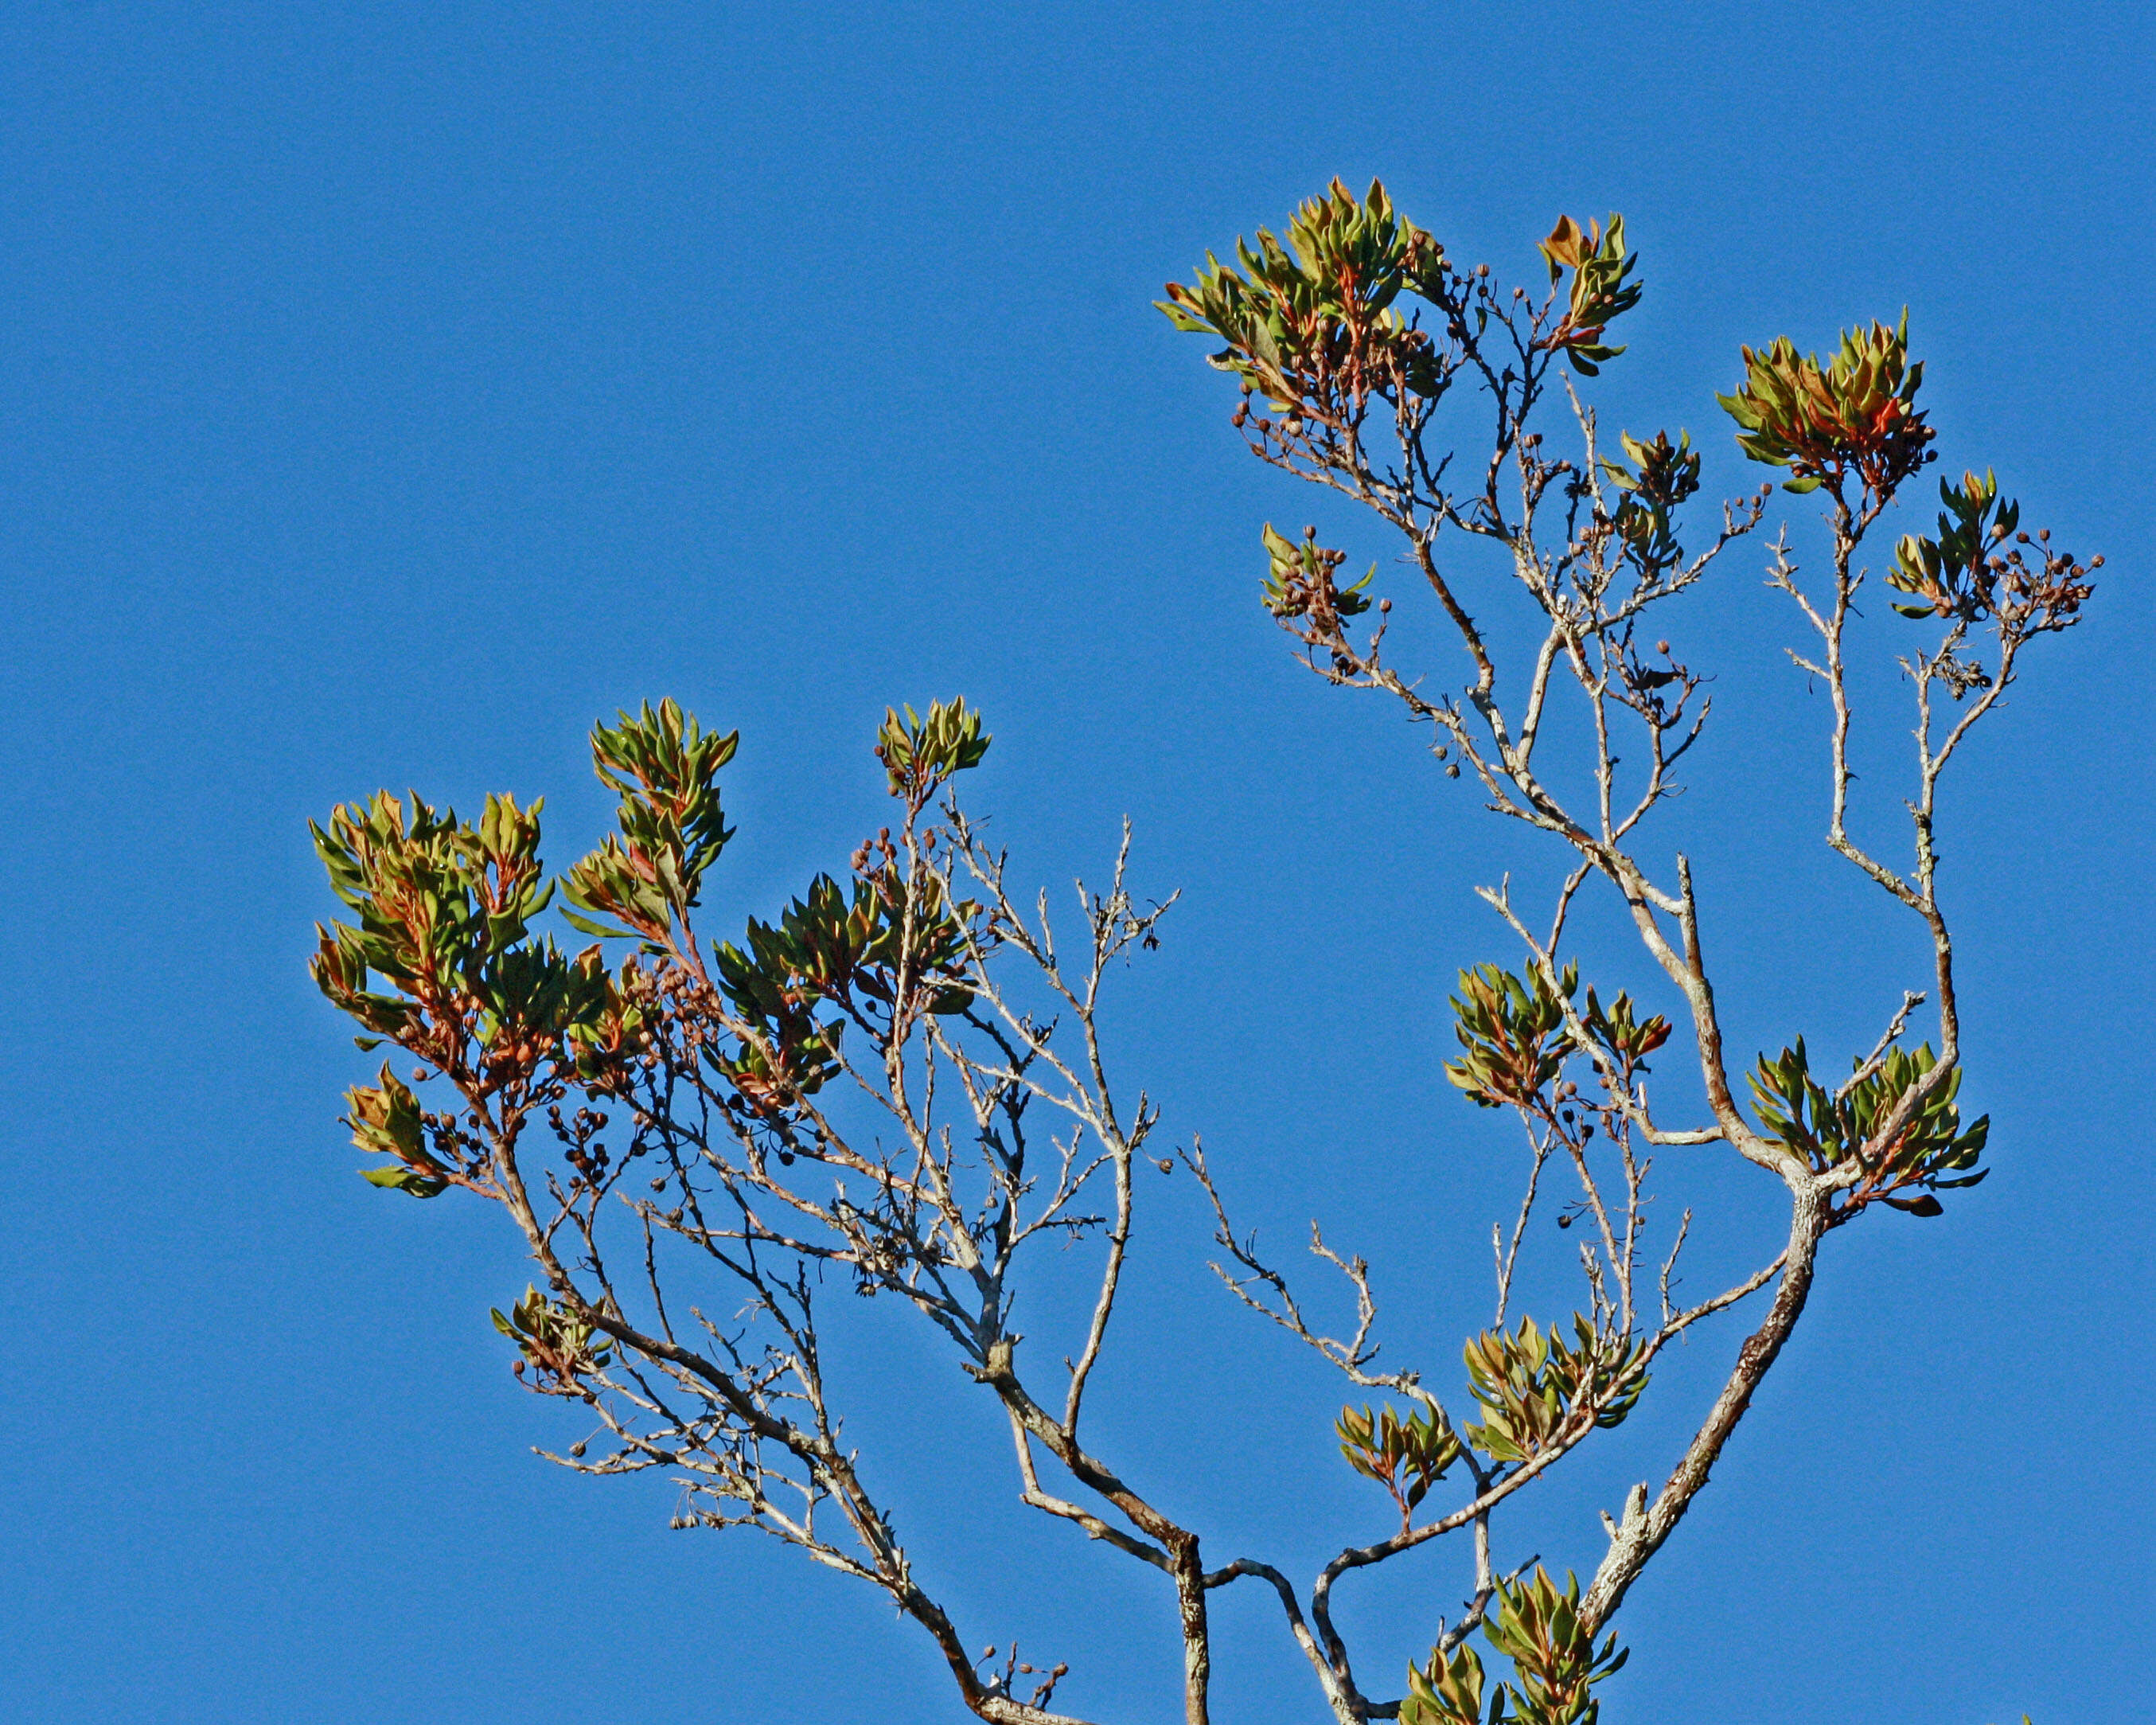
xmin=2 ymin=4 xmax=2150 ymax=1721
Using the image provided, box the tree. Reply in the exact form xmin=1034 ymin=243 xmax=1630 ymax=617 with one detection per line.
xmin=306 ymin=180 xmax=2099 ymax=1725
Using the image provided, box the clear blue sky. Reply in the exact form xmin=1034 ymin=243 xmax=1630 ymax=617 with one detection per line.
xmin=2 ymin=5 xmax=2150 ymax=1721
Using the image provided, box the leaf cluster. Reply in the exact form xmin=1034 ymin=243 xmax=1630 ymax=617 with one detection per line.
xmin=1888 ymin=468 xmax=2019 ymax=620
xmin=1336 ymin=1402 xmax=1462 ymax=1525
xmin=1598 ymin=429 xmax=1700 ymax=574
xmin=1403 ymin=1568 xmax=1627 ymax=1725
xmin=1444 ymin=963 xmax=1577 ymax=1110
xmin=343 ymin=1063 xmax=449 ymax=1196
xmin=1483 ymin=1567 xmax=1628 ymax=1725
xmin=1461 ymin=1316 xmax=1647 ymax=1463
xmin=1405 ymin=1640 xmax=1498 ymax=1725
xmin=313 ymin=697 xmax=1003 ymax=1200
xmin=1537 ymin=214 xmax=1640 ymax=377
xmin=714 ymin=861 xmax=982 ymax=1114
xmin=1260 ymin=523 xmax=1373 ymax=624
xmin=694 ymin=698 xmax=991 ymax=1118
xmin=1749 ymin=1040 xmax=1988 ymax=1217
xmin=310 ymin=790 xmax=626 ymax=1119
xmin=311 ymin=791 xmax=548 ymax=1025
xmin=491 ymin=1284 xmax=614 ymax=1390
xmin=563 ymin=699 xmax=738 ymax=944
xmin=1717 ymin=314 xmax=1935 ymax=499
xmin=1887 ymin=468 xmax=2099 ymax=639
xmin=875 ymin=697 xmax=992 ymax=810
xmin=1445 ymin=965 xmax=1671 ymax=1111
xmin=1580 ymin=986 xmax=1670 ymax=1071
xmin=1157 ymin=177 xmax=1455 ymax=420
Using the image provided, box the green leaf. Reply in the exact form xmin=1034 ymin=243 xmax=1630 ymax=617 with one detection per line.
xmin=361 ymin=1165 xmax=447 ymax=1197
xmin=559 ymin=903 xmax=634 ymax=939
